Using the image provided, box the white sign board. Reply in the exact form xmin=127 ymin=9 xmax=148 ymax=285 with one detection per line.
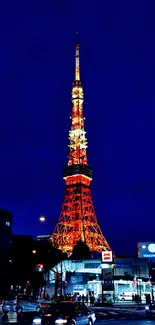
xmin=102 ymin=250 xmax=113 ymax=262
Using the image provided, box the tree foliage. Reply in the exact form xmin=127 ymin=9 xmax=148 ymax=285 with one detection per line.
xmin=0 ymin=238 xmax=67 ymax=292
xmin=71 ymin=240 xmax=92 ymax=260
xmin=34 ymin=239 xmax=67 ymax=270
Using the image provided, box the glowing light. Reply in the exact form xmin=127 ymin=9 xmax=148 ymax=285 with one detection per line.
xmin=32 ymin=250 xmax=36 ymax=254
xmin=33 ymin=318 xmax=42 ymax=324
xmin=39 ymin=216 xmax=46 ymax=222
xmin=55 ymin=320 xmax=67 ymax=324
xmin=142 ymin=245 xmax=146 ymax=249
xmin=45 ymin=314 xmax=52 ymax=317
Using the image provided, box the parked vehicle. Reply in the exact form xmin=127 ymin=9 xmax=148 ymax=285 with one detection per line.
xmin=97 ymin=293 xmax=113 ymax=303
xmin=33 ymin=301 xmax=96 ymax=325
xmin=118 ymin=292 xmax=134 ymax=301
xmin=118 ymin=292 xmax=151 ymax=302
xmin=2 ymin=294 xmax=41 ymax=314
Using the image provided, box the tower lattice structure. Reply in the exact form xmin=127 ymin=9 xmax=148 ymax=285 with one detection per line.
xmin=51 ymin=33 xmax=111 ymax=255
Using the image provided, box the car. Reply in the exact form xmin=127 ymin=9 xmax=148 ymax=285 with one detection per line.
xmin=118 ymin=292 xmax=134 ymax=301
xmin=2 ymin=294 xmax=41 ymax=315
xmin=97 ymin=293 xmax=114 ymax=303
xmin=2 ymin=294 xmax=17 ymax=314
xmin=145 ymin=302 xmax=155 ymax=317
xmin=32 ymin=301 xmax=96 ymax=325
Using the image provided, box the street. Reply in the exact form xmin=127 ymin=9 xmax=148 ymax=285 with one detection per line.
xmin=96 ymin=321 xmax=155 ymax=324
xmin=0 ymin=309 xmax=154 ymax=325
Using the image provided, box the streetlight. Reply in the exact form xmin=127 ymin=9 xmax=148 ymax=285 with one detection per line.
xmin=32 ymin=250 xmax=36 ymax=254
xmin=39 ymin=216 xmax=46 ymax=222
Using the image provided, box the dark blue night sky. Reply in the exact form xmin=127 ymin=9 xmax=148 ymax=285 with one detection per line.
xmin=0 ymin=0 xmax=155 ymax=256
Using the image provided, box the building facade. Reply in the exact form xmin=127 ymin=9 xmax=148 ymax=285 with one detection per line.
xmin=0 ymin=209 xmax=13 ymax=257
xmin=47 ymin=257 xmax=151 ymax=299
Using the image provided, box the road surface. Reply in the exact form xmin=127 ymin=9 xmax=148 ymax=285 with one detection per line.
xmin=0 ymin=309 xmax=154 ymax=325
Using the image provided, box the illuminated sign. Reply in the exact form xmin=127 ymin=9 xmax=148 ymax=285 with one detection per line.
xmin=138 ymin=242 xmax=155 ymax=258
xmin=115 ymin=263 xmax=132 ymax=268
xmin=85 ymin=263 xmax=101 ymax=268
xmin=101 ymin=263 xmax=110 ymax=269
xmin=148 ymin=244 xmax=155 ymax=253
xmin=102 ymin=250 xmax=113 ymax=262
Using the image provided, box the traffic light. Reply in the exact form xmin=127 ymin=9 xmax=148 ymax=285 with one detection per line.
xmin=35 ymin=264 xmax=44 ymax=272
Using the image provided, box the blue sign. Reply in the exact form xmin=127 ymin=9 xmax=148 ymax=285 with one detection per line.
xmin=84 ymin=263 xmax=101 ymax=269
xmin=115 ymin=263 xmax=132 ymax=268
xmin=138 ymin=242 xmax=155 ymax=258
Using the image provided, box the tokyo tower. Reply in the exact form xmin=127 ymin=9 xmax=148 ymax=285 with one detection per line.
xmin=51 ymin=33 xmax=111 ymax=255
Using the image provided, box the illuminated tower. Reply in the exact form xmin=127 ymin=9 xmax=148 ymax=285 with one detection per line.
xmin=51 ymin=33 xmax=111 ymax=255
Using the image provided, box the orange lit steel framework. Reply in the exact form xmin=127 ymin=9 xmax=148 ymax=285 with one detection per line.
xmin=51 ymin=33 xmax=111 ymax=254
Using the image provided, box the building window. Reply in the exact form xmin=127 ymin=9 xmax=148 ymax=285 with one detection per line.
xmin=6 ymin=221 xmax=10 ymax=226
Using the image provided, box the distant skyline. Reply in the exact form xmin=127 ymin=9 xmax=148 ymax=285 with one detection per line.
xmin=0 ymin=1 xmax=155 ymax=256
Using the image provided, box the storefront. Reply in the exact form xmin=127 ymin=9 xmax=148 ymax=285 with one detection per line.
xmin=48 ymin=257 xmax=152 ymax=299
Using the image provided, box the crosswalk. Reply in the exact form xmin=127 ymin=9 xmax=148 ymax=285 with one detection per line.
xmin=0 ymin=313 xmax=18 ymax=323
xmin=94 ymin=307 xmax=147 ymax=320
xmin=0 ymin=312 xmax=34 ymax=324
xmin=97 ymin=311 xmax=121 ymax=316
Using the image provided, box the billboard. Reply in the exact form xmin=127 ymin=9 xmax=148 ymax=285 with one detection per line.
xmin=102 ymin=250 xmax=113 ymax=262
xmin=138 ymin=242 xmax=155 ymax=258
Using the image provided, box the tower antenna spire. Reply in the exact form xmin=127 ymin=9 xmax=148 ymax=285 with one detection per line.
xmin=75 ymin=32 xmax=80 ymax=81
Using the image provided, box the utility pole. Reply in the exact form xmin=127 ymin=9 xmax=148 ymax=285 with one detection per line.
xmin=60 ymin=259 xmax=63 ymax=297
xmin=102 ymin=266 xmax=104 ymax=304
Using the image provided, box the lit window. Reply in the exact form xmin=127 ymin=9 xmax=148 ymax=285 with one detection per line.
xmin=6 ymin=221 xmax=10 ymax=226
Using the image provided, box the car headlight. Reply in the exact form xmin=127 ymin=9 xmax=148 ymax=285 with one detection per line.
xmin=145 ymin=306 xmax=150 ymax=310
xmin=55 ymin=320 xmax=67 ymax=324
xmin=33 ymin=318 xmax=42 ymax=324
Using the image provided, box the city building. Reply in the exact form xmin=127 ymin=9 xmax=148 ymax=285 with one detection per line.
xmin=11 ymin=234 xmax=34 ymax=265
xmin=36 ymin=235 xmax=51 ymax=243
xmin=0 ymin=209 xmax=13 ymax=257
xmin=12 ymin=234 xmax=34 ymax=246
xmin=10 ymin=235 xmax=34 ymax=288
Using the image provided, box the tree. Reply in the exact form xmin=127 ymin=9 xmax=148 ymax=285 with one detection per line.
xmin=32 ymin=239 xmax=68 ymax=294
xmin=70 ymin=240 xmax=92 ymax=260
xmin=34 ymin=239 xmax=67 ymax=270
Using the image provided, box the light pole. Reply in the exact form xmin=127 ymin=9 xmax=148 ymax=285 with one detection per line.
xmin=37 ymin=216 xmax=48 ymax=300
